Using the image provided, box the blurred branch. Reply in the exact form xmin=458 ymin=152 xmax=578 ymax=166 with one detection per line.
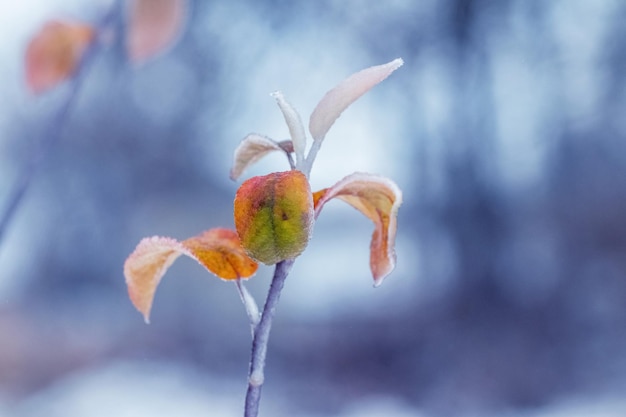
xmin=0 ymin=1 xmax=122 ymax=250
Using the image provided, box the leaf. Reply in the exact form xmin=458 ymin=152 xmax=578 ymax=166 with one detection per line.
xmin=183 ymin=229 xmax=259 ymax=280
xmin=126 ymin=0 xmax=187 ymax=64
xmin=271 ymin=91 xmax=307 ymax=168
xmin=25 ymin=20 xmax=95 ymax=94
xmin=124 ymin=229 xmax=258 ymax=323
xmin=124 ymin=236 xmax=184 ymax=323
xmin=230 ymin=134 xmax=294 ymax=181
xmin=308 ymin=58 xmax=404 ymax=142
xmin=234 ymin=170 xmax=313 ymax=265
xmin=314 ymin=173 xmax=402 ymax=286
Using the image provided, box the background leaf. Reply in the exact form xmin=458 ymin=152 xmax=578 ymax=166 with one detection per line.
xmin=25 ymin=20 xmax=94 ymax=94
xmin=126 ymin=0 xmax=187 ymax=64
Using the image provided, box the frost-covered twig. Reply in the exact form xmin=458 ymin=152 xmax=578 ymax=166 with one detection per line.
xmin=244 ymin=259 xmax=294 ymax=417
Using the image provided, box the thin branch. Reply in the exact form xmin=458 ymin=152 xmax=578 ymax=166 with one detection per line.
xmin=303 ymin=139 xmax=322 ymax=177
xmin=244 ymin=259 xmax=295 ymax=417
xmin=235 ymin=278 xmax=261 ymax=332
xmin=286 ymin=151 xmax=296 ymax=170
xmin=0 ymin=1 xmax=120 ymax=249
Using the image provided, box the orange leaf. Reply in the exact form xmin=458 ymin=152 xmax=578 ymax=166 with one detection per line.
xmin=25 ymin=20 xmax=94 ymax=94
xmin=230 ymin=134 xmax=294 ymax=181
xmin=124 ymin=229 xmax=257 ymax=323
xmin=314 ymin=173 xmax=402 ymax=286
xmin=126 ymin=0 xmax=187 ymax=64
xmin=234 ymin=170 xmax=313 ymax=265
xmin=182 ymin=229 xmax=259 ymax=280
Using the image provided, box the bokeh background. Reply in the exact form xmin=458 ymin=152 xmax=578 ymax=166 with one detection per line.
xmin=2 ymin=0 xmax=626 ymax=416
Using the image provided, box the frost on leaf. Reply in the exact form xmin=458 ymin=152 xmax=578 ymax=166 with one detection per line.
xmin=124 ymin=229 xmax=257 ymax=323
xmin=271 ymin=92 xmax=307 ymax=168
xmin=234 ymin=171 xmax=313 ymax=265
xmin=314 ymin=173 xmax=402 ymax=286
xmin=126 ymin=0 xmax=186 ymax=64
xmin=308 ymin=58 xmax=404 ymax=142
xmin=25 ymin=20 xmax=94 ymax=94
xmin=230 ymin=134 xmax=294 ymax=180
xmin=182 ymin=229 xmax=259 ymax=280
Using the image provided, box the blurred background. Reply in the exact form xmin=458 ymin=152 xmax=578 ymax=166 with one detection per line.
xmin=1 ymin=0 xmax=626 ymax=416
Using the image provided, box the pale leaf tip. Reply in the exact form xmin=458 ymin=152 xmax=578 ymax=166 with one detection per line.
xmin=373 ymin=273 xmax=389 ymax=288
xmin=373 ymin=258 xmax=395 ymax=287
xmin=390 ymin=57 xmax=404 ymax=69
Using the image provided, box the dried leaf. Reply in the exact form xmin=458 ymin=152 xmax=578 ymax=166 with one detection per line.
xmin=234 ymin=170 xmax=313 ymax=264
xmin=314 ymin=173 xmax=402 ymax=286
xmin=124 ymin=229 xmax=257 ymax=322
xmin=25 ymin=20 xmax=94 ymax=94
xmin=230 ymin=134 xmax=294 ymax=180
xmin=308 ymin=58 xmax=403 ymax=142
xmin=124 ymin=236 xmax=185 ymax=323
xmin=126 ymin=0 xmax=186 ymax=64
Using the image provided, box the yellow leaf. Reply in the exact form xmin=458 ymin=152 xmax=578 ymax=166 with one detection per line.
xmin=25 ymin=20 xmax=94 ymax=94
xmin=124 ymin=229 xmax=257 ymax=323
xmin=126 ymin=0 xmax=187 ymax=64
xmin=314 ymin=173 xmax=402 ymax=286
xmin=234 ymin=171 xmax=313 ymax=265
xmin=182 ymin=228 xmax=259 ymax=280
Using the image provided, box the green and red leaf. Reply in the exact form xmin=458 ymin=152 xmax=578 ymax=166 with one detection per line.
xmin=314 ymin=173 xmax=402 ymax=286
xmin=25 ymin=20 xmax=94 ymax=94
xmin=234 ymin=170 xmax=313 ymax=265
xmin=124 ymin=228 xmax=257 ymax=323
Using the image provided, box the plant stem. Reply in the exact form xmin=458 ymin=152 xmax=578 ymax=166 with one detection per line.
xmin=244 ymin=258 xmax=294 ymax=417
xmin=235 ymin=278 xmax=261 ymax=332
xmin=0 ymin=1 xmax=120 ymax=250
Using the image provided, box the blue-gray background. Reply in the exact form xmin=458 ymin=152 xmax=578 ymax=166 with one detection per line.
xmin=1 ymin=0 xmax=626 ymax=416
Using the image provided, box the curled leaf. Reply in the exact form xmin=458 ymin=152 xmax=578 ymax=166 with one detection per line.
xmin=124 ymin=236 xmax=182 ymax=323
xmin=271 ymin=91 xmax=307 ymax=169
xmin=314 ymin=173 xmax=402 ymax=286
xmin=124 ymin=228 xmax=257 ymax=322
xmin=234 ymin=170 xmax=313 ymax=265
xmin=126 ymin=0 xmax=187 ymax=64
xmin=25 ymin=20 xmax=95 ymax=94
xmin=308 ymin=58 xmax=404 ymax=142
xmin=230 ymin=134 xmax=294 ymax=180
xmin=183 ymin=229 xmax=259 ymax=280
